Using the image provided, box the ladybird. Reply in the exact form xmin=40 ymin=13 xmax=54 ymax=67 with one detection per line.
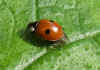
xmin=27 ymin=19 xmax=68 ymax=44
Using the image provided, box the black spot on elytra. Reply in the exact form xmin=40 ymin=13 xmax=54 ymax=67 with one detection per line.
xmin=45 ymin=29 xmax=50 ymax=35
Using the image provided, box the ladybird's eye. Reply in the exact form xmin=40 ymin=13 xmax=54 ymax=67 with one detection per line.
xmin=45 ymin=29 xmax=50 ymax=35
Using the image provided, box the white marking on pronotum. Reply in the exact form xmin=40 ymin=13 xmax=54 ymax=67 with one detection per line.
xmin=15 ymin=50 xmax=46 ymax=70
xmin=30 ymin=27 xmax=35 ymax=32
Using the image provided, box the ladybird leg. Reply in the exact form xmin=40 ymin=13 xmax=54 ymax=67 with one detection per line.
xmin=60 ymin=32 xmax=70 ymax=44
xmin=47 ymin=41 xmax=63 ymax=49
xmin=62 ymin=27 xmax=70 ymax=43
xmin=49 ymin=20 xmax=54 ymax=22
xmin=52 ymin=33 xmax=69 ymax=46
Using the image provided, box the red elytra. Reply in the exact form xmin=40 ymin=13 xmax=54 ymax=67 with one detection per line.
xmin=28 ymin=19 xmax=64 ymax=41
xmin=35 ymin=19 xmax=64 ymax=41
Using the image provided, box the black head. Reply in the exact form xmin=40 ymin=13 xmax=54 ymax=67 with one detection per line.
xmin=27 ymin=21 xmax=39 ymax=32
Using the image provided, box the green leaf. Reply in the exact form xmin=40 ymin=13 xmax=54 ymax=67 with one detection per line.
xmin=25 ymin=33 xmax=100 ymax=70
xmin=0 ymin=0 xmax=100 ymax=70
